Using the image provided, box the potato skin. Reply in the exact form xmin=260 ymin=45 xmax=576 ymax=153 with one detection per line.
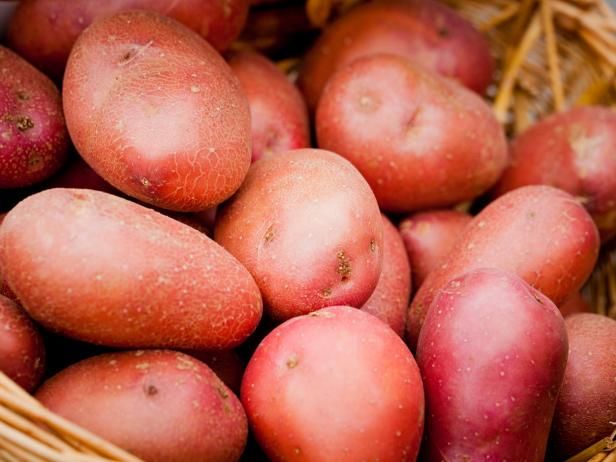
xmin=0 ymin=188 xmax=262 ymax=349
xmin=0 ymin=213 xmax=16 ymax=301
xmin=550 ymin=313 xmax=616 ymax=459
xmin=299 ymin=0 xmax=493 ymax=110
xmin=316 ymin=54 xmax=507 ymax=212
xmin=0 ymin=46 xmax=68 ymax=188
xmin=7 ymin=0 xmax=248 ymax=79
xmin=408 ymin=186 xmax=599 ymax=349
xmin=494 ymin=106 xmax=616 ymax=241
xmin=0 ymin=295 xmax=45 ymax=392
xmin=558 ymin=292 xmax=590 ymax=318
xmin=215 ymin=149 xmax=383 ymax=321
xmin=46 ymin=156 xmax=117 ymax=194
xmin=186 ymin=349 xmax=244 ymax=393
xmin=36 ymin=350 xmax=247 ymax=462
xmin=242 ymin=306 xmax=425 ymax=462
xmin=399 ymin=210 xmax=471 ymax=289
xmin=63 ymin=10 xmax=251 ymax=212
xmin=360 ymin=214 xmax=411 ymax=336
xmin=417 ymin=269 xmax=568 ymax=462
xmin=228 ymin=51 xmax=310 ymax=162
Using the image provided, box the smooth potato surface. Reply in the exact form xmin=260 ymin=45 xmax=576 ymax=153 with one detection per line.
xmin=316 ymin=54 xmax=507 ymax=212
xmin=417 ymin=269 xmax=568 ymax=461
xmin=216 ymin=149 xmax=383 ymax=321
xmin=0 ymin=188 xmax=262 ymax=349
xmin=408 ymin=186 xmax=599 ymax=349
xmin=37 ymin=350 xmax=248 ymax=462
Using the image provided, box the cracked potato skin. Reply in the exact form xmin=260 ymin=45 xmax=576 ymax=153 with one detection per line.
xmin=417 ymin=269 xmax=568 ymax=462
xmin=0 ymin=46 xmax=68 ymax=189
xmin=407 ymin=186 xmax=600 ymax=350
xmin=494 ymin=106 xmax=616 ymax=241
xmin=316 ymin=54 xmax=507 ymax=212
xmin=7 ymin=0 xmax=249 ymax=80
xmin=0 ymin=188 xmax=262 ymax=350
xmin=36 ymin=350 xmax=247 ymax=462
xmin=241 ymin=306 xmax=424 ymax=462
xmin=215 ymin=149 xmax=383 ymax=321
xmin=62 ymin=10 xmax=251 ymax=212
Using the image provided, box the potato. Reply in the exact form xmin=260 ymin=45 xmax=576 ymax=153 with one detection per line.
xmin=228 ymin=51 xmax=310 ymax=162
xmin=316 ymin=54 xmax=507 ymax=212
xmin=46 ymin=156 xmax=117 ymax=194
xmin=494 ymin=106 xmax=616 ymax=241
xmin=242 ymin=306 xmax=425 ymax=461
xmin=360 ymin=214 xmax=411 ymax=336
xmin=36 ymin=350 xmax=247 ymax=462
xmin=399 ymin=210 xmax=472 ymax=289
xmin=0 ymin=295 xmax=45 ymax=391
xmin=408 ymin=186 xmax=599 ymax=349
xmin=559 ymin=292 xmax=590 ymax=318
xmin=299 ymin=0 xmax=493 ymax=110
xmin=63 ymin=10 xmax=251 ymax=212
xmin=0 ymin=45 xmax=68 ymax=188
xmin=215 ymin=148 xmax=383 ymax=321
xmin=7 ymin=0 xmax=248 ymax=79
xmin=550 ymin=313 xmax=616 ymax=459
xmin=0 ymin=212 xmax=16 ymax=301
xmin=417 ymin=269 xmax=568 ymax=461
xmin=187 ymin=350 xmax=244 ymax=393
xmin=0 ymin=188 xmax=262 ymax=349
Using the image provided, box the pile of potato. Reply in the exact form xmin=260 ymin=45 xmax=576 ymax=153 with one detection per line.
xmin=0 ymin=0 xmax=615 ymax=461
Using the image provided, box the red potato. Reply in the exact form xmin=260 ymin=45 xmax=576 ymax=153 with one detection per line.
xmin=494 ymin=106 xmax=616 ymax=241
xmin=0 ymin=212 xmax=17 ymax=301
xmin=299 ymin=0 xmax=493 ymax=110
xmin=63 ymin=10 xmax=251 ymax=212
xmin=408 ymin=185 xmax=599 ymax=349
xmin=550 ymin=313 xmax=616 ymax=459
xmin=37 ymin=350 xmax=247 ymax=462
xmin=399 ymin=210 xmax=472 ymax=289
xmin=228 ymin=51 xmax=310 ymax=162
xmin=0 ymin=45 xmax=68 ymax=188
xmin=215 ymin=149 xmax=383 ymax=321
xmin=46 ymin=155 xmax=117 ymax=194
xmin=7 ymin=0 xmax=248 ymax=79
xmin=242 ymin=306 xmax=425 ymax=461
xmin=187 ymin=349 xmax=244 ymax=393
xmin=558 ymin=292 xmax=591 ymax=318
xmin=360 ymin=214 xmax=411 ymax=336
xmin=316 ymin=54 xmax=508 ymax=212
xmin=417 ymin=269 xmax=568 ymax=461
xmin=0 ymin=188 xmax=262 ymax=349
xmin=0 ymin=295 xmax=45 ymax=392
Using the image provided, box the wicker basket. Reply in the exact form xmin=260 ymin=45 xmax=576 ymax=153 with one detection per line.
xmin=1 ymin=0 xmax=616 ymax=461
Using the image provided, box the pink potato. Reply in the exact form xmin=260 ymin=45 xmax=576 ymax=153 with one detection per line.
xmin=408 ymin=186 xmax=599 ymax=349
xmin=228 ymin=51 xmax=310 ymax=162
xmin=63 ymin=10 xmax=251 ymax=212
xmin=0 ymin=45 xmax=68 ymax=188
xmin=316 ymin=54 xmax=507 ymax=212
xmin=0 ymin=188 xmax=262 ymax=349
xmin=215 ymin=149 xmax=383 ymax=321
xmin=550 ymin=313 xmax=616 ymax=459
xmin=494 ymin=106 xmax=616 ymax=241
xmin=37 ymin=350 xmax=247 ymax=462
xmin=299 ymin=0 xmax=493 ymax=110
xmin=417 ymin=269 xmax=568 ymax=461
xmin=360 ymin=214 xmax=411 ymax=336
xmin=7 ymin=0 xmax=249 ymax=79
xmin=0 ymin=295 xmax=45 ymax=391
xmin=558 ymin=292 xmax=591 ymax=318
xmin=242 ymin=306 xmax=425 ymax=461
xmin=399 ymin=210 xmax=472 ymax=289
xmin=46 ymin=155 xmax=117 ymax=194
